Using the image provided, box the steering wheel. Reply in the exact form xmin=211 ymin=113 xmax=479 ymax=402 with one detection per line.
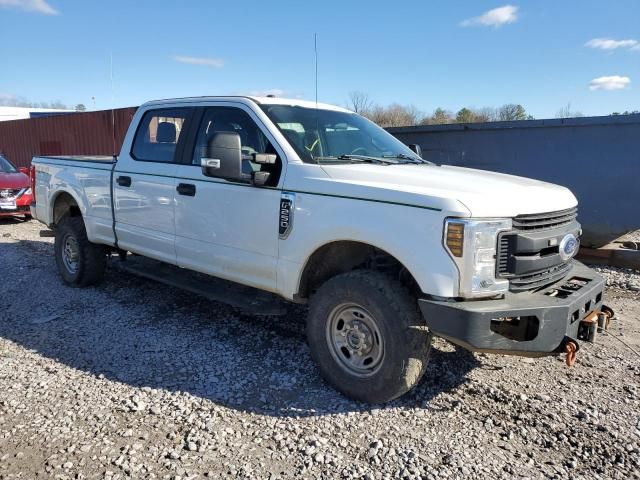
xmin=350 ymin=147 xmax=368 ymax=155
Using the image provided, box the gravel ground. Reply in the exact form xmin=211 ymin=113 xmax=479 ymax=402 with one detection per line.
xmin=1 ymin=218 xmax=639 ymax=479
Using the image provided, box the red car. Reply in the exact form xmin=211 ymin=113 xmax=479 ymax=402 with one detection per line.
xmin=0 ymin=154 xmax=33 ymax=219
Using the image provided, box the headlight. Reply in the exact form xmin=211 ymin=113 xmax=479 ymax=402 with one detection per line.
xmin=24 ymin=188 xmax=32 ymax=195
xmin=444 ymin=218 xmax=512 ymax=298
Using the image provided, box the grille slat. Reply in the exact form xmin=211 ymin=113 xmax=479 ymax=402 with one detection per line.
xmin=508 ymin=263 xmax=572 ymax=292
xmin=512 ymin=207 xmax=577 ymax=231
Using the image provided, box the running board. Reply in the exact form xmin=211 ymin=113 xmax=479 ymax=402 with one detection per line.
xmin=110 ymin=255 xmax=288 ymax=316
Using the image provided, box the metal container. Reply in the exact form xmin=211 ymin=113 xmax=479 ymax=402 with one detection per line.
xmin=0 ymin=107 xmax=137 ymax=169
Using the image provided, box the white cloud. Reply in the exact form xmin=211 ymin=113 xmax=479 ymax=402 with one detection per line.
xmin=173 ymin=56 xmax=224 ymax=68
xmin=0 ymin=0 xmax=58 ymax=15
xmin=585 ymin=38 xmax=638 ymax=51
xmin=460 ymin=5 xmax=518 ymax=28
xmin=589 ymin=75 xmax=631 ymax=91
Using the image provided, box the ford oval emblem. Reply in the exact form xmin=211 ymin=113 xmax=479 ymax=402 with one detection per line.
xmin=559 ymin=233 xmax=579 ymax=261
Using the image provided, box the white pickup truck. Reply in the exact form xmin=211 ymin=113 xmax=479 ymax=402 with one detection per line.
xmin=31 ymin=96 xmax=609 ymax=403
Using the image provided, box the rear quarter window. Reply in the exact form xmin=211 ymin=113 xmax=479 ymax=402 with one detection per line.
xmin=131 ymin=109 xmax=189 ymax=162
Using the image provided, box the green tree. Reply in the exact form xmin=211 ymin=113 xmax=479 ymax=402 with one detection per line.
xmin=424 ymin=107 xmax=453 ymax=125
xmin=455 ymin=108 xmax=476 ymax=123
xmin=75 ymin=104 xmax=87 ymax=112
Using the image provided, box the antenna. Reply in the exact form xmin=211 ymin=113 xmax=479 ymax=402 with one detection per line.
xmin=314 ymin=33 xmax=318 ymax=108
xmin=110 ymin=51 xmax=116 ymax=158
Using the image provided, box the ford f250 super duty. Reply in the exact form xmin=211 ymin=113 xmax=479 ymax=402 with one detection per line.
xmin=30 ymin=96 xmax=611 ymax=403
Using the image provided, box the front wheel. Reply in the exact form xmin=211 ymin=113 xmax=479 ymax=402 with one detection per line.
xmin=54 ymin=215 xmax=106 ymax=287
xmin=307 ymin=270 xmax=432 ymax=403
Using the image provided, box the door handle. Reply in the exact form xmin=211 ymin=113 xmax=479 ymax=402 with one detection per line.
xmin=116 ymin=175 xmax=132 ymax=187
xmin=176 ymin=183 xmax=196 ymax=196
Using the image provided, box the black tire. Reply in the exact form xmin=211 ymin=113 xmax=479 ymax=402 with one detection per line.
xmin=307 ymin=270 xmax=432 ymax=403
xmin=54 ymin=215 xmax=106 ymax=287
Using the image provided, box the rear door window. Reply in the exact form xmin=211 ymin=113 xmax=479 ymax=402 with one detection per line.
xmin=132 ymin=109 xmax=189 ymax=162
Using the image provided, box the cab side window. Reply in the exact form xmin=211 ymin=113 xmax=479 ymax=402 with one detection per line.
xmin=132 ymin=109 xmax=189 ymax=162
xmin=192 ymin=107 xmax=281 ymax=185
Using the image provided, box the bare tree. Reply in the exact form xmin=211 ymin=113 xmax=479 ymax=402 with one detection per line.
xmin=556 ymin=102 xmax=583 ymax=119
xmin=497 ymin=104 xmax=529 ymax=121
xmin=347 ymin=91 xmax=373 ymax=115
xmin=368 ymin=103 xmax=422 ymax=127
xmin=474 ymin=107 xmax=497 ymax=122
xmin=0 ymin=95 xmax=68 ymax=109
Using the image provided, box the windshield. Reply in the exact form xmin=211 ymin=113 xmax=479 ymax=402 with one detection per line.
xmin=0 ymin=155 xmax=17 ymax=174
xmin=260 ymin=105 xmax=430 ymax=165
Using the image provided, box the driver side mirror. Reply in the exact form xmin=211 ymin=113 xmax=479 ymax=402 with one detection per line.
xmin=201 ymin=132 xmax=249 ymax=182
xmin=408 ymin=144 xmax=422 ymax=158
xmin=19 ymin=166 xmax=29 ymax=175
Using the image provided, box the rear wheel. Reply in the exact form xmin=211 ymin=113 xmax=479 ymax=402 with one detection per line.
xmin=307 ymin=270 xmax=432 ymax=403
xmin=54 ymin=215 xmax=106 ymax=287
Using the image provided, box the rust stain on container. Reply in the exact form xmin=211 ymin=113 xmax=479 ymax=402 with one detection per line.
xmin=0 ymin=107 xmax=138 ymax=168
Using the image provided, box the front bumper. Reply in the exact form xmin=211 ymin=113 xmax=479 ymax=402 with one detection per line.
xmin=419 ymin=261 xmax=605 ymax=356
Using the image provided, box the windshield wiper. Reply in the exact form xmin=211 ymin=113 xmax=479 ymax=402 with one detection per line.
xmin=314 ymin=155 xmax=395 ymax=165
xmin=382 ymin=153 xmax=429 ymax=164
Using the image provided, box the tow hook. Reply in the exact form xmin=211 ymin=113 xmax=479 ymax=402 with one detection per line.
xmin=578 ymin=305 xmax=615 ymax=343
xmin=563 ymin=339 xmax=579 ymax=367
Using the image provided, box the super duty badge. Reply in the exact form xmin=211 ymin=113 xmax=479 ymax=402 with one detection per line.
xmin=279 ymin=193 xmax=295 ymax=239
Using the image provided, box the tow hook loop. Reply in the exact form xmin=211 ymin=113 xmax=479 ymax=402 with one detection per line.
xmin=580 ymin=311 xmax=599 ymax=342
xmin=564 ymin=341 xmax=578 ymax=367
xmin=599 ymin=305 xmax=615 ymax=332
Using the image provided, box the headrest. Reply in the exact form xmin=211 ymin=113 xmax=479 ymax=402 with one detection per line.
xmin=157 ymin=122 xmax=177 ymax=143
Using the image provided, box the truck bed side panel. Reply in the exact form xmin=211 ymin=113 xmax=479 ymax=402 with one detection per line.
xmin=32 ymin=156 xmax=116 ymax=246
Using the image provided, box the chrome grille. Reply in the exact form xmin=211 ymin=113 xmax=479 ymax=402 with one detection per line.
xmin=512 ymin=207 xmax=577 ymax=231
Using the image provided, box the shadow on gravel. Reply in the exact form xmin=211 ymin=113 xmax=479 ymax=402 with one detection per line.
xmin=1 ymin=238 xmax=480 ymax=417
xmin=0 ymin=217 xmax=31 ymax=226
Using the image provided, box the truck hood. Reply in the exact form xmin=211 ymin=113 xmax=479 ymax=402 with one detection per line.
xmin=0 ymin=172 xmax=30 ymax=190
xmin=319 ymin=163 xmax=577 ymax=217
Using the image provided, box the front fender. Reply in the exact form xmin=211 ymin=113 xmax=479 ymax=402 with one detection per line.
xmin=276 ymin=192 xmax=461 ymax=299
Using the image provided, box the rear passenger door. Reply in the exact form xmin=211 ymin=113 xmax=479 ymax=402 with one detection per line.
xmin=173 ymin=104 xmax=284 ymax=292
xmin=114 ymin=108 xmax=192 ymax=264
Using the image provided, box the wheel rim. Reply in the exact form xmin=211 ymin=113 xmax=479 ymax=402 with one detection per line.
xmin=62 ymin=234 xmax=80 ymax=274
xmin=326 ymin=303 xmax=384 ymax=377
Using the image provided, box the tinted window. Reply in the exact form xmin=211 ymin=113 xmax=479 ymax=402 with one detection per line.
xmin=192 ymin=107 xmax=271 ymax=169
xmin=191 ymin=107 xmax=281 ymax=185
xmin=132 ymin=109 xmax=189 ymax=162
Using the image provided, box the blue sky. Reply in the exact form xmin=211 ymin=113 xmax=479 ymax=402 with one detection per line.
xmin=1 ymin=0 xmax=638 ymax=118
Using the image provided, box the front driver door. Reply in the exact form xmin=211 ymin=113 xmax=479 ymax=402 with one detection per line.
xmin=173 ymin=104 xmax=284 ymax=292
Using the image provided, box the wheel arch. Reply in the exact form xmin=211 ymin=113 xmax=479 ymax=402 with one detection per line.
xmin=51 ymin=190 xmax=82 ymax=226
xmin=295 ymin=240 xmax=422 ymax=300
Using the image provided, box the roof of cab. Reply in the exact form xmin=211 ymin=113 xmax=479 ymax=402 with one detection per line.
xmin=141 ymin=96 xmax=352 ymax=113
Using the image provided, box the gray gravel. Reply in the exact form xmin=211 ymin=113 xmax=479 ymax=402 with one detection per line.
xmin=1 ymin=218 xmax=639 ymax=479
